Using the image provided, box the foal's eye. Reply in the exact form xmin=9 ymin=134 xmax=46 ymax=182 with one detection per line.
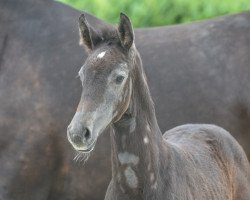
xmin=115 ymin=75 xmax=125 ymax=84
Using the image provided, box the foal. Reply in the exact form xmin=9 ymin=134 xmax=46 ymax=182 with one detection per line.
xmin=67 ymin=13 xmax=250 ymax=199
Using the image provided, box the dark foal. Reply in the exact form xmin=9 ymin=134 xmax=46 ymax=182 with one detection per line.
xmin=67 ymin=13 xmax=250 ymax=200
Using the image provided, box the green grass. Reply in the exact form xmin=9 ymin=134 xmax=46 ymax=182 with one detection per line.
xmin=57 ymin=0 xmax=250 ymax=27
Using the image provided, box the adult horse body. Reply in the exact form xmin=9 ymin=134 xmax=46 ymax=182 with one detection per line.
xmin=68 ymin=13 xmax=250 ymax=200
xmin=1 ymin=0 xmax=250 ymax=199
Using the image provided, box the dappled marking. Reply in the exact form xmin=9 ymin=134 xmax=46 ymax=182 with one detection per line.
xmin=118 ymin=152 xmax=139 ymax=165
xmin=144 ymin=136 xmax=149 ymax=144
xmin=124 ymin=166 xmax=138 ymax=189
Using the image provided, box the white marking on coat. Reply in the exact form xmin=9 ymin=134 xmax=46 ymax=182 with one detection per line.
xmin=124 ymin=166 xmax=138 ymax=188
xmin=118 ymin=152 xmax=139 ymax=165
xmin=144 ymin=136 xmax=149 ymax=144
xmin=97 ymin=51 xmax=106 ymax=58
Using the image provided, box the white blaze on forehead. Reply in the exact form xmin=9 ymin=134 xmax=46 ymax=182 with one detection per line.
xmin=97 ymin=51 xmax=106 ymax=58
xmin=124 ymin=166 xmax=138 ymax=188
xmin=118 ymin=152 xmax=139 ymax=165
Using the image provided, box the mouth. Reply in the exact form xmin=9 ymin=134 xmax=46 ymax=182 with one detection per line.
xmin=76 ymin=140 xmax=96 ymax=153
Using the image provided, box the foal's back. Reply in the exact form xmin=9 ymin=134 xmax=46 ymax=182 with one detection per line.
xmin=163 ymin=124 xmax=250 ymax=200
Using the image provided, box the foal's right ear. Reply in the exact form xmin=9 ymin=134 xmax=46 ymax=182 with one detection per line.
xmin=78 ymin=14 xmax=102 ymax=52
xmin=118 ymin=13 xmax=134 ymax=51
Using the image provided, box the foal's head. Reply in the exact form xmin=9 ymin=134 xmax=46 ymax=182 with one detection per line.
xmin=67 ymin=13 xmax=136 ymax=153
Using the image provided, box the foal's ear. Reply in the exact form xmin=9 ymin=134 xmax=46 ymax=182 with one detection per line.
xmin=118 ymin=13 xmax=134 ymax=50
xmin=78 ymin=14 xmax=102 ymax=52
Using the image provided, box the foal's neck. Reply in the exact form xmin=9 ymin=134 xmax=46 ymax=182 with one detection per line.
xmin=110 ymin=51 xmax=164 ymax=197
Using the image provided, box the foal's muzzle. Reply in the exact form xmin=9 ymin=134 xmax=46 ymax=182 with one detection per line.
xmin=67 ymin=120 xmax=94 ymax=152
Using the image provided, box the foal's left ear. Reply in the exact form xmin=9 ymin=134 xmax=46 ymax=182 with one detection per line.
xmin=118 ymin=13 xmax=134 ymax=51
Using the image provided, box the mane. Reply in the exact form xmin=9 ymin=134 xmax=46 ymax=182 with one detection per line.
xmin=127 ymin=47 xmax=162 ymax=137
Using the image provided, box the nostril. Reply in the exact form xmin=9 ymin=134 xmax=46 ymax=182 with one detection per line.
xmin=84 ymin=128 xmax=91 ymax=140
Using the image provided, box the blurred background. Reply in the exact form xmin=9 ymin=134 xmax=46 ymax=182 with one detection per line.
xmin=57 ymin=0 xmax=250 ymax=27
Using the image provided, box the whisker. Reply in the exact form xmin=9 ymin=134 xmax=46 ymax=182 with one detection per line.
xmin=81 ymin=152 xmax=92 ymax=165
xmin=73 ymin=151 xmax=92 ymax=165
xmin=73 ymin=154 xmax=77 ymax=161
xmin=73 ymin=152 xmax=81 ymax=162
